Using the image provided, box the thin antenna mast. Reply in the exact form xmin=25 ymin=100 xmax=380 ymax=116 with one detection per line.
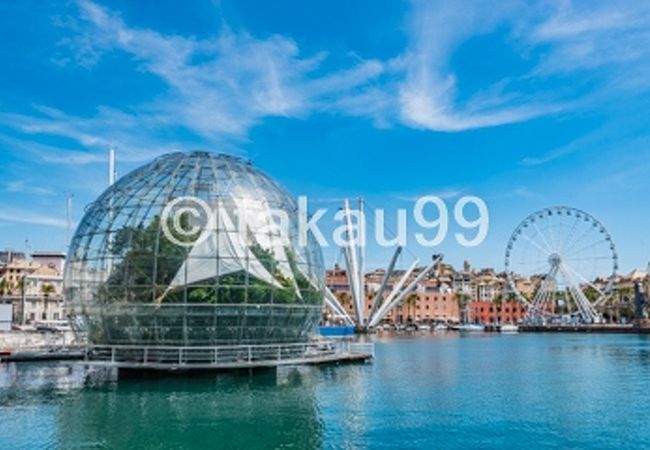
xmin=108 ymin=146 xmax=117 ymax=186
xmin=107 ymin=146 xmax=117 ymax=275
xmin=66 ymin=194 xmax=73 ymax=248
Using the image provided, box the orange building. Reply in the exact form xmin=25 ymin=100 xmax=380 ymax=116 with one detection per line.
xmin=326 ymin=267 xmax=460 ymax=324
xmin=469 ymin=301 xmax=526 ymax=324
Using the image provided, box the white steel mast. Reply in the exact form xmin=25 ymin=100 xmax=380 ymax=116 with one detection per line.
xmin=369 ymin=256 xmax=441 ymax=328
xmin=367 ymin=246 xmax=402 ymax=323
xmin=343 ymin=199 xmax=363 ymax=325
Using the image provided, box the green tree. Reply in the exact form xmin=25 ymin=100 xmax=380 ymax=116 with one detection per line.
xmin=104 ymin=213 xmax=320 ymax=305
xmin=405 ymin=292 xmax=418 ymax=322
xmin=41 ymin=283 xmax=56 ymax=297
xmin=0 ymin=278 xmax=9 ymax=296
xmin=583 ymin=286 xmax=600 ymax=303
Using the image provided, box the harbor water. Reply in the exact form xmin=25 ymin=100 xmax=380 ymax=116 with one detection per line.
xmin=2 ymin=333 xmax=650 ymax=449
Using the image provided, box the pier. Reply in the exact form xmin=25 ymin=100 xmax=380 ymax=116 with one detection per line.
xmin=83 ymin=341 xmax=375 ymax=371
xmin=519 ymin=324 xmax=650 ymax=333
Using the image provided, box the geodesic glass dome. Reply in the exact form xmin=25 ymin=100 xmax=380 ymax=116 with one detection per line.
xmin=64 ymin=151 xmax=324 ymax=346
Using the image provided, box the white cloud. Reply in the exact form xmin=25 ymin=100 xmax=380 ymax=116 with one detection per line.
xmin=3 ymin=0 xmax=650 ymax=161
xmin=396 ymin=0 xmax=572 ymax=132
xmin=527 ymin=2 xmax=650 ymax=84
xmin=4 ymin=181 xmax=54 ymax=196
xmin=68 ymin=0 xmax=385 ymax=138
xmin=392 ymin=188 xmax=464 ymax=202
xmin=0 ymin=210 xmax=67 ymax=228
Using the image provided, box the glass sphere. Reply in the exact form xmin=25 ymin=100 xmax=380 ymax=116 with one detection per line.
xmin=64 ymin=151 xmax=324 ymax=346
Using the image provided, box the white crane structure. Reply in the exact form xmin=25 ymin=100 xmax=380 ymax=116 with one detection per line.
xmin=323 ymin=198 xmax=442 ymax=331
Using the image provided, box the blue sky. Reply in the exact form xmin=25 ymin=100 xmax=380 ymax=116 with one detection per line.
xmin=1 ymin=0 xmax=650 ymax=273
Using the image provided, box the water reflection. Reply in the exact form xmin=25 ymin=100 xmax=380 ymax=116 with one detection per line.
xmin=5 ymin=334 xmax=650 ymax=449
xmin=0 ymin=363 xmax=323 ymax=449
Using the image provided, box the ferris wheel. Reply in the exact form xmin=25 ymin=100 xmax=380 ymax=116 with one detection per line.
xmin=505 ymin=206 xmax=618 ymax=323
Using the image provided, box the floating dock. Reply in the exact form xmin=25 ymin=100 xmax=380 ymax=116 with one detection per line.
xmin=520 ymin=324 xmax=650 ymax=333
xmin=0 ymin=346 xmax=85 ymax=362
xmin=82 ymin=341 xmax=374 ymax=371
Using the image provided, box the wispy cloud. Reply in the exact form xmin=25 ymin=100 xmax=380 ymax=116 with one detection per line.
xmin=0 ymin=107 xmax=191 ymax=165
xmin=4 ymin=181 xmax=55 ymax=196
xmin=0 ymin=210 xmax=67 ymax=228
xmin=3 ymin=0 xmax=650 ymax=162
xmin=67 ymin=0 xmax=384 ymax=138
xmin=397 ymin=0 xmax=650 ymax=133
xmin=396 ymin=0 xmax=568 ymax=132
xmin=528 ymin=2 xmax=650 ymax=79
xmin=512 ymin=186 xmax=543 ymax=201
xmin=520 ymin=115 xmax=650 ymax=167
xmin=392 ymin=188 xmax=464 ymax=202
xmin=0 ymin=0 xmax=388 ymax=164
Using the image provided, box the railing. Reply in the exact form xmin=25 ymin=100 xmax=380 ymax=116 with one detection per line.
xmin=85 ymin=340 xmax=374 ymax=368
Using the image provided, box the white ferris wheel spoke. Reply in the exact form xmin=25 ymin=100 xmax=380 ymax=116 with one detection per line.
xmin=531 ymin=219 xmax=555 ymax=255
xmin=562 ymin=221 xmax=598 ymax=256
xmin=560 ymin=215 xmax=581 ymax=254
xmin=541 ymin=213 xmax=558 ymax=253
xmin=564 ymin=238 xmax=608 ymax=259
xmin=562 ymin=262 xmax=606 ymax=299
xmin=519 ymin=230 xmax=553 ymax=256
xmin=558 ymin=264 xmax=598 ymax=322
xmin=564 ymin=255 xmax=612 ymax=262
xmin=531 ymin=265 xmax=558 ymax=312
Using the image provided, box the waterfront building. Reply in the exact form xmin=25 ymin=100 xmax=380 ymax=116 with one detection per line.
xmin=31 ymin=252 xmax=66 ymax=274
xmin=615 ymin=268 xmax=648 ymax=300
xmin=469 ymin=300 xmax=526 ymax=324
xmin=325 ymin=266 xmax=460 ymax=324
xmin=475 ymin=269 xmax=503 ymax=302
xmin=0 ymin=257 xmax=40 ymax=291
xmin=0 ymin=251 xmax=65 ymax=324
xmin=0 ymin=249 xmax=26 ymax=265
xmin=324 ymin=257 xmax=567 ymax=326
xmin=452 ymin=261 xmax=475 ymax=299
xmin=0 ymin=303 xmax=10 ymax=331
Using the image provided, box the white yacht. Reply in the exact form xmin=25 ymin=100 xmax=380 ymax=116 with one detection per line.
xmin=500 ymin=324 xmax=519 ymax=333
xmin=456 ymin=323 xmax=485 ymax=332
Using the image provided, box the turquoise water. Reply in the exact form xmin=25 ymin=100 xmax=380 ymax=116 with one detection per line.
xmin=2 ymin=333 xmax=650 ymax=449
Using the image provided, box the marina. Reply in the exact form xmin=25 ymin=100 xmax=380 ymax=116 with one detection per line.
xmin=3 ymin=332 xmax=650 ymax=449
xmin=1 ymin=1 xmax=650 ymax=447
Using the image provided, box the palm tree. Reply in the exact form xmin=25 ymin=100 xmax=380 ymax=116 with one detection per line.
xmin=455 ymin=292 xmax=472 ymax=323
xmin=0 ymin=278 xmax=9 ymax=297
xmin=335 ymin=291 xmax=353 ymax=314
xmin=405 ymin=293 xmax=418 ymax=322
xmin=617 ymin=286 xmax=634 ymax=303
xmin=41 ymin=283 xmax=56 ymax=297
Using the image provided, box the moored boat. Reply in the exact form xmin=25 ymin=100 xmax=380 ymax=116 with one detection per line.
xmin=452 ymin=323 xmax=485 ymax=332
xmin=500 ymin=324 xmax=519 ymax=333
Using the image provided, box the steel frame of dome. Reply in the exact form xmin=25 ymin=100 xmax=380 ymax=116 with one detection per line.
xmin=64 ymin=151 xmax=325 ymax=349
